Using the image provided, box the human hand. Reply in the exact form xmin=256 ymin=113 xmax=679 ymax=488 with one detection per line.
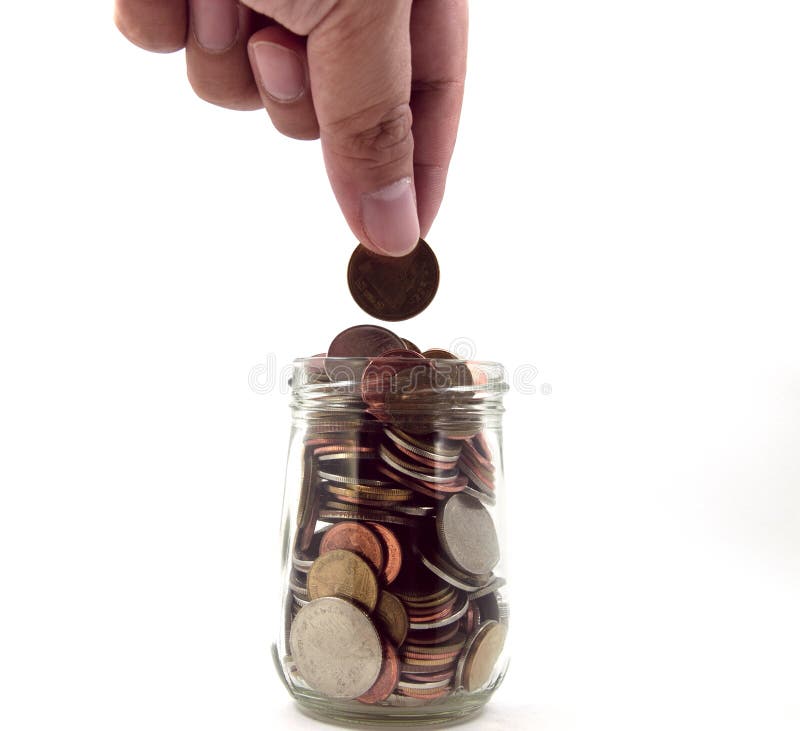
xmin=114 ymin=1 xmax=468 ymax=256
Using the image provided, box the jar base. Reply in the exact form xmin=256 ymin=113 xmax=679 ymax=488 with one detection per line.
xmin=293 ymin=688 xmax=492 ymax=728
xmin=273 ymin=642 xmax=504 ymax=728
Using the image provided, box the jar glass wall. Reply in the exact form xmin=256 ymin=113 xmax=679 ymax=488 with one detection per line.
xmin=273 ymin=356 xmax=510 ymax=726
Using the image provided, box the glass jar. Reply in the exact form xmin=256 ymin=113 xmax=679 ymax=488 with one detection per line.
xmin=273 ymin=355 xmax=510 ymax=726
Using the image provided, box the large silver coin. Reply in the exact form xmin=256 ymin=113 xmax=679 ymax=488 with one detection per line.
xmin=436 ymin=492 xmax=500 ymax=575
xmin=289 ymin=596 xmax=382 ymax=699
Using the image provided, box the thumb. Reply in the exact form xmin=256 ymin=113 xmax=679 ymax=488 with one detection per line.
xmin=307 ymin=1 xmax=419 ymax=257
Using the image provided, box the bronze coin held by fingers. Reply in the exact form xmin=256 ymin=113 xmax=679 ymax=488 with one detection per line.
xmin=347 ymin=239 xmax=440 ymax=321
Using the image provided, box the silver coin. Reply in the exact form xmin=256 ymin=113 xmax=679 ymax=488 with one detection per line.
xmin=317 ymin=469 xmax=390 ymax=487
xmin=318 ymin=509 xmax=417 ymax=528
xmin=436 ymin=492 xmax=499 ymax=575
xmin=418 ymin=551 xmax=490 ymax=592
xmin=462 ymin=484 xmax=496 ymax=506
xmin=379 ymin=445 xmax=461 ymax=484
xmin=408 ymin=594 xmax=469 ymax=630
xmin=289 ymin=596 xmax=382 ymax=699
xmin=460 ymin=462 xmax=495 ymax=494
xmin=389 ymin=503 xmax=436 ymax=517
xmin=398 ymin=678 xmax=452 ymax=690
xmin=385 ymin=693 xmax=428 ymax=707
xmin=467 ymin=576 xmax=506 ymax=601
xmin=383 ymin=428 xmax=461 ymax=463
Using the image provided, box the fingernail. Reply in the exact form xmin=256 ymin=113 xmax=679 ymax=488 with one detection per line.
xmin=251 ymin=42 xmax=306 ymax=102
xmin=361 ymin=178 xmax=420 ymax=257
xmin=193 ymin=0 xmax=239 ymax=52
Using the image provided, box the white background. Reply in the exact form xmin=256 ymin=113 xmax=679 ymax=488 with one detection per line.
xmin=1 ymin=2 xmax=799 ymax=730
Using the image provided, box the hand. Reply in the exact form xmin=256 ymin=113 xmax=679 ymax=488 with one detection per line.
xmin=114 ymin=0 xmax=468 ymax=256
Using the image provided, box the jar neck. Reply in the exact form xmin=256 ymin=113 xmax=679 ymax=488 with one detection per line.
xmin=290 ymin=357 xmax=508 ymax=433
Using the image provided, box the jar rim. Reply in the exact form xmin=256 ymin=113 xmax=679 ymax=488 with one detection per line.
xmin=290 ymin=356 xmax=508 ymax=429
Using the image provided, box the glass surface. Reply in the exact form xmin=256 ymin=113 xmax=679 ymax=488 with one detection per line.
xmin=274 ymin=357 xmax=510 ymax=725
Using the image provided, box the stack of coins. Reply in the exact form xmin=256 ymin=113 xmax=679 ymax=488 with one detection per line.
xmin=286 ymin=326 xmax=508 ymax=705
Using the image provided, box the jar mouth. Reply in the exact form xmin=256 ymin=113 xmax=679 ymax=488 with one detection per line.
xmin=290 ymin=357 xmax=508 ymax=431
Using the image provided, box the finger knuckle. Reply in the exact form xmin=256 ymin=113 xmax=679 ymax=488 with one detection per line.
xmin=325 ymin=103 xmax=413 ymax=170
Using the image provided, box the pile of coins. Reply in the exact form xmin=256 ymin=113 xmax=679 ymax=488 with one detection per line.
xmin=285 ymin=325 xmax=508 ymax=705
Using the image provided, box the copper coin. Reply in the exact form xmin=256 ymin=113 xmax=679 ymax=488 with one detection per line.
xmin=347 ymin=239 xmax=440 ymax=322
xmin=421 ymin=349 xmax=457 ymax=359
xmin=374 ymin=590 xmax=410 ymax=647
xmin=404 ymin=634 xmax=467 ymax=656
xmin=307 ymin=549 xmax=379 ymax=612
xmin=361 ymin=350 xmax=426 ymax=411
xmin=404 ymin=622 xmax=462 ymax=646
xmin=462 ymin=601 xmax=479 ymax=635
xmin=408 ymin=599 xmax=458 ymax=623
xmin=327 ymin=325 xmax=405 ymax=365
xmin=357 ymin=639 xmax=401 ymax=704
xmin=367 ymin=522 xmax=403 ymax=585
xmin=327 ymin=492 xmax=409 ymax=509
xmin=313 ymin=444 xmax=374 ymax=458
xmin=402 ymin=670 xmax=455 ymax=684
xmin=401 ymin=338 xmax=422 ymax=353
xmin=319 ymin=522 xmax=386 ymax=576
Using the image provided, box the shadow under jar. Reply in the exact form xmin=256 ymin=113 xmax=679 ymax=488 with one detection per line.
xmin=273 ymin=355 xmax=511 ymax=726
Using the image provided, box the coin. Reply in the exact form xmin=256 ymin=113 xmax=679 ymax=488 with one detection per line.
xmin=289 ymin=596 xmax=383 ymax=699
xmin=418 ymin=549 xmax=492 ymax=592
xmin=318 ymin=508 xmax=417 ymax=528
xmin=374 ymin=590 xmax=410 ymax=647
xmin=408 ymin=594 xmax=469 ymax=630
xmin=357 ymin=638 xmax=400 ymax=704
xmin=456 ymin=620 xmax=508 ymax=692
xmin=436 ymin=493 xmax=500 ymax=576
xmin=367 ymin=522 xmax=403 ymax=584
xmin=361 ymin=349 xmax=425 ymax=412
xmin=319 ymin=522 xmax=386 ymax=577
xmin=328 ymin=325 xmax=406 ymax=358
xmin=347 ymin=239 xmax=439 ymax=321
xmin=307 ymin=549 xmax=379 ymax=612
xmin=421 ymin=348 xmax=456 ymax=359
xmin=384 ymin=428 xmax=461 ymax=464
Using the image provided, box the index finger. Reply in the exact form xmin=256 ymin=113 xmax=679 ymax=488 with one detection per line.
xmin=409 ymin=0 xmax=469 ymax=237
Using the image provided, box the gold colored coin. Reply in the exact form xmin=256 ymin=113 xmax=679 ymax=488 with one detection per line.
xmin=307 ymin=549 xmax=379 ymax=612
xmin=374 ymin=590 xmax=410 ymax=647
xmin=326 ymin=485 xmax=412 ymax=501
xmin=462 ymin=621 xmax=507 ymax=692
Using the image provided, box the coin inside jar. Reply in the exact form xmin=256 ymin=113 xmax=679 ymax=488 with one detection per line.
xmin=319 ymin=521 xmax=386 ymax=577
xmin=456 ymin=620 xmax=508 ymax=692
xmin=307 ymin=549 xmax=379 ymax=612
xmin=374 ymin=590 xmax=410 ymax=647
xmin=290 ymin=596 xmax=383 ymax=699
xmin=347 ymin=239 xmax=440 ymax=321
xmin=436 ymin=492 xmax=500 ymax=576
